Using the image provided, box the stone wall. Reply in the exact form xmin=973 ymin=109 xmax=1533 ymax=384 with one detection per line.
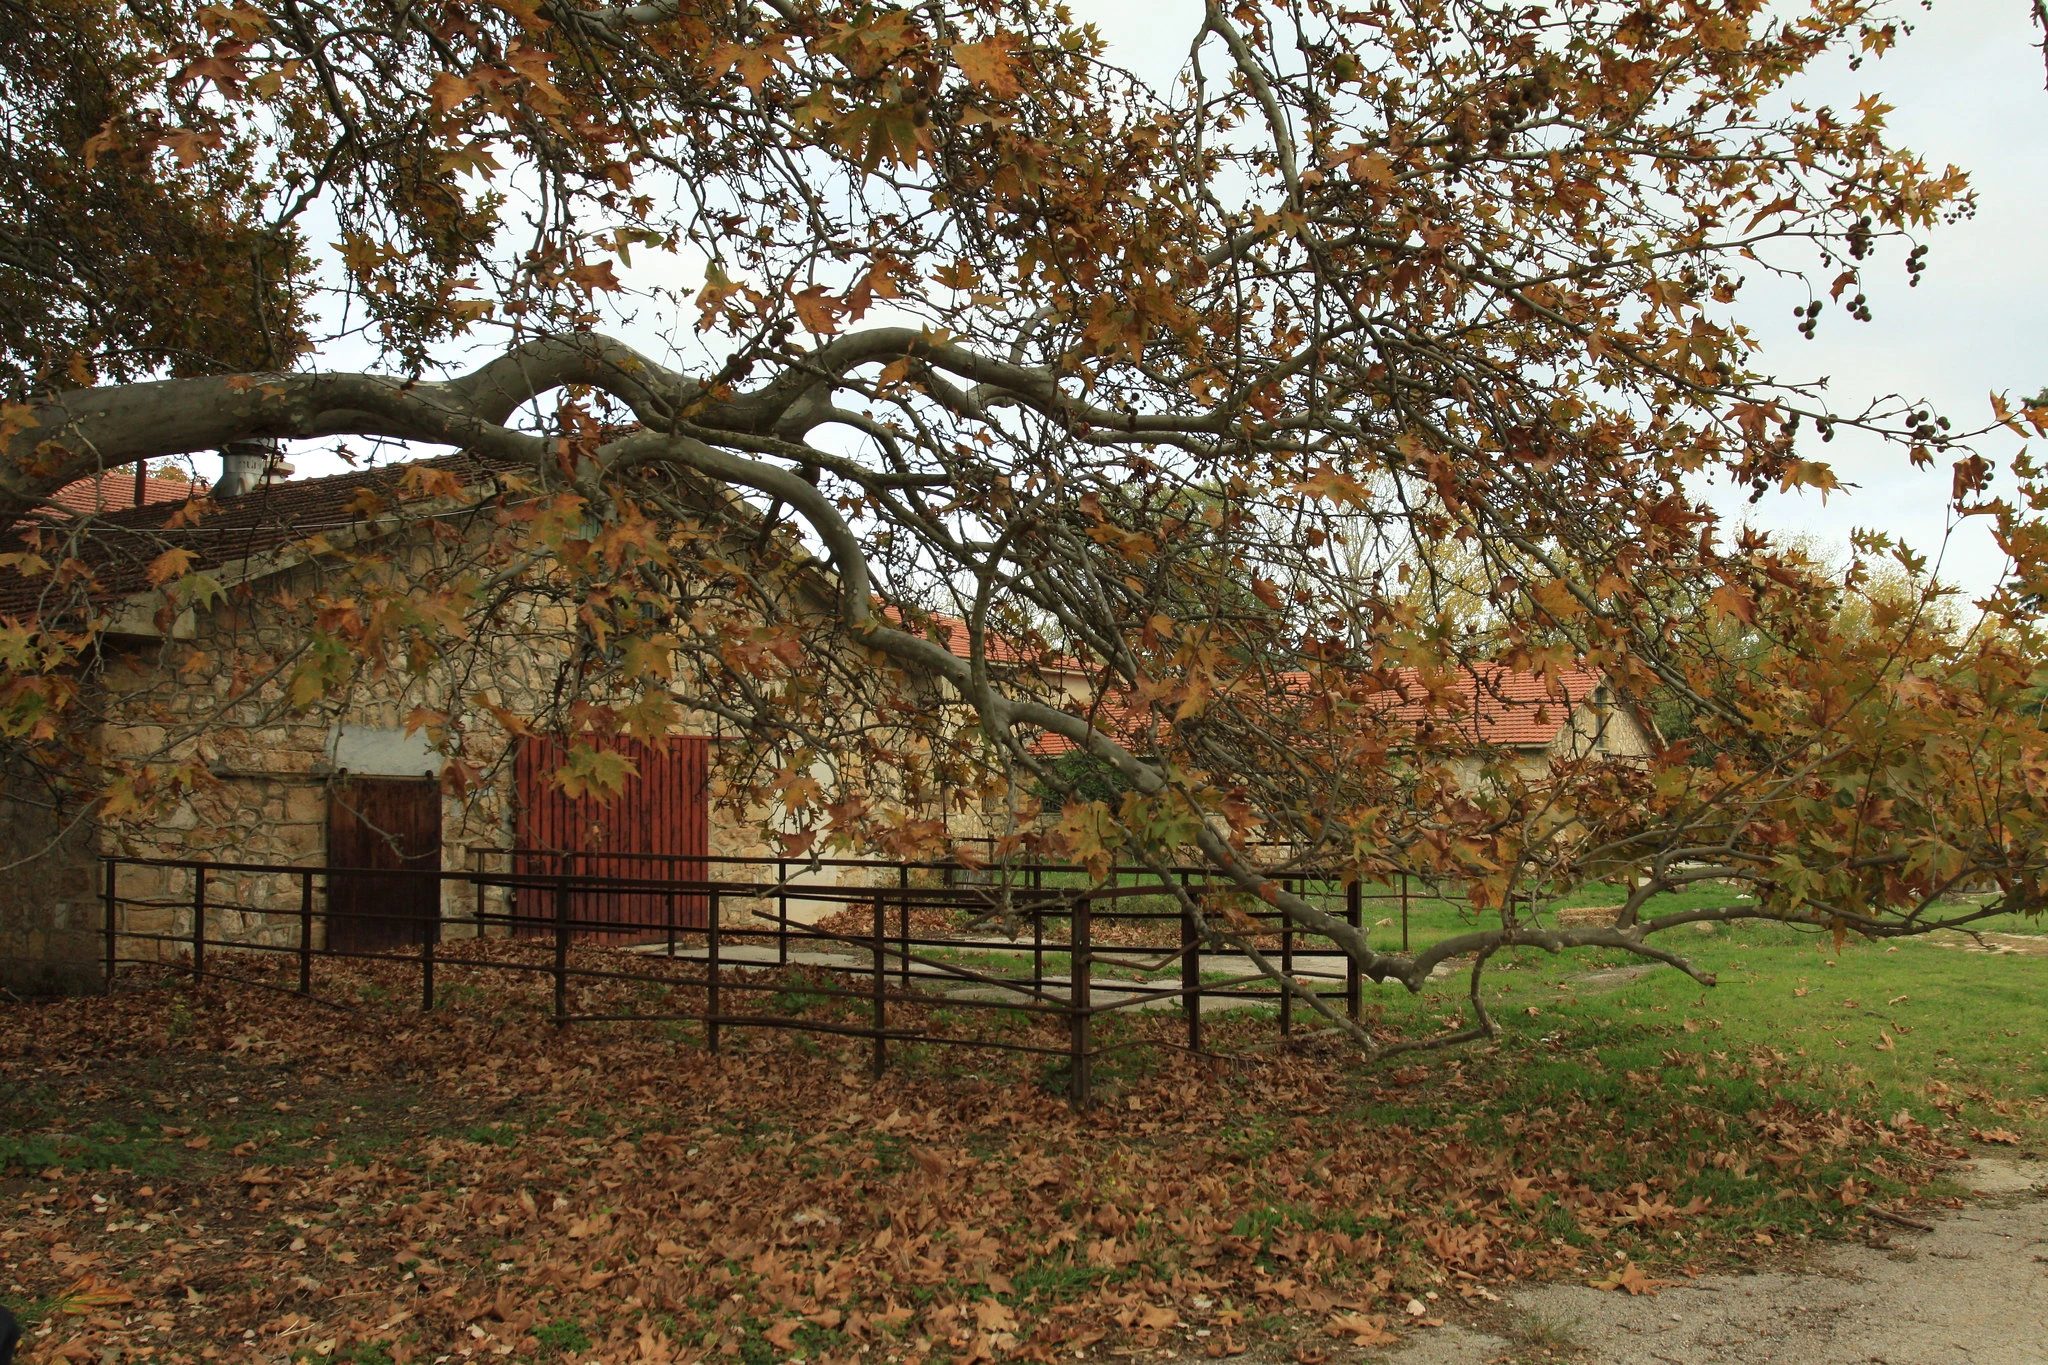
xmin=0 ymin=758 xmax=104 ymax=997
xmin=8 ymin=506 xmax=978 ymax=983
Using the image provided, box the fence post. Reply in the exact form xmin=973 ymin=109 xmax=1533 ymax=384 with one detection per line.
xmin=1400 ymin=872 xmax=1411 ymax=953
xmin=665 ymin=886 xmax=677 ymax=960
xmin=420 ymin=926 xmax=435 ymax=1012
xmin=298 ymin=871 xmax=314 ymax=994
xmin=1069 ymin=895 xmax=1092 ymax=1110
xmin=1279 ymin=881 xmax=1294 ymax=1038
xmin=1345 ymin=878 xmax=1362 ymax=1022
xmin=553 ymin=879 xmax=570 ymax=1026
xmin=102 ymin=860 xmax=117 ymax=989
xmin=1032 ymin=896 xmax=1045 ymax=992
xmin=191 ymin=866 xmax=207 ymax=979
xmin=777 ymin=857 xmax=789 ymax=966
xmin=870 ymin=898 xmax=887 ymax=1078
xmin=897 ymin=864 xmax=911 ymax=991
xmin=1180 ymin=891 xmax=1202 ymax=1055
xmin=707 ymin=889 xmax=723 ymax=1054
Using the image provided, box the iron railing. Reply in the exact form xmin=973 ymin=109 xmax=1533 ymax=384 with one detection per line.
xmin=99 ymin=853 xmax=1427 ymax=1107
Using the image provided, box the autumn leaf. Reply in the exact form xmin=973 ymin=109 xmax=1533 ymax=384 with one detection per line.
xmin=791 ymin=285 xmax=844 ymax=336
xmin=427 ymin=71 xmax=477 ymax=111
xmin=1326 ymin=1312 xmax=1396 ymax=1346
xmin=952 ymin=34 xmax=1023 ymax=98
xmin=1971 ymin=1127 xmax=2023 ymax=1145
xmin=930 ymin=258 xmax=980 ymax=291
xmin=708 ymin=39 xmax=790 ymax=92
xmin=146 ymin=548 xmax=198 ymax=585
xmin=555 ymin=745 xmax=638 ymax=800
xmin=1589 ymin=1262 xmax=1667 ymax=1295
xmin=1708 ymin=583 xmax=1756 ymax=625
xmin=566 ymin=259 xmax=623 ymax=293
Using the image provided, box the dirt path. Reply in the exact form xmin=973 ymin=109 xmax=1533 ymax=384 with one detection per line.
xmin=1383 ymin=1157 xmax=2048 ymax=1364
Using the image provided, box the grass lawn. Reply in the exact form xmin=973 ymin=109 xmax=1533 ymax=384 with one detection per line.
xmin=3 ymin=910 xmax=2043 ymax=1365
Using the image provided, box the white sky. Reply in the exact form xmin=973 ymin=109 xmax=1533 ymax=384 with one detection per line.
xmin=281 ymin=0 xmax=2046 ymax=596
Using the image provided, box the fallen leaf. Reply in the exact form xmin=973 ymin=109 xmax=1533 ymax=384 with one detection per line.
xmin=1590 ymin=1262 xmax=1667 ymax=1295
xmin=1326 ymin=1312 xmax=1396 ymax=1346
xmin=1136 ymin=1304 xmax=1178 ymax=1331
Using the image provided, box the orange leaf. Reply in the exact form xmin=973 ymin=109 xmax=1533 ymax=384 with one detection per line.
xmin=1708 ymin=583 xmax=1756 ymax=625
xmin=1326 ymin=1312 xmax=1396 ymax=1346
xmin=566 ymin=259 xmax=622 ymax=293
xmin=952 ymin=34 xmax=1023 ymax=98
xmin=1589 ymin=1261 xmax=1667 ymax=1295
xmin=147 ymin=547 xmax=198 ymax=585
xmin=791 ymin=285 xmax=844 ymax=336
xmin=427 ymin=71 xmax=477 ymax=112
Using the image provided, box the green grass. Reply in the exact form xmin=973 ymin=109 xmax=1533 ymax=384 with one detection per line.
xmin=1345 ymin=915 xmax=2048 ymax=1162
xmin=794 ymin=880 xmax=2048 ymax=1145
xmin=533 ymin=1319 xmax=593 ymax=1354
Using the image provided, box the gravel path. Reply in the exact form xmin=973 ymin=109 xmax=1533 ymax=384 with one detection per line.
xmin=1382 ymin=1157 xmax=2048 ymax=1364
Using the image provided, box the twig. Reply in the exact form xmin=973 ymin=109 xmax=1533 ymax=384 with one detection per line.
xmin=1866 ymin=1206 xmax=1935 ymax=1232
xmin=2036 ymin=0 xmax=2048 ymax=90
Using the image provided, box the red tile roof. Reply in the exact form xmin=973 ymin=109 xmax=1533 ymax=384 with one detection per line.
xmin=883 ymin=608 xmax=1084 ymax=671
xmin=1363 ymin=663 xmax=1607 ymax=748
xmin=47 ymin=470 xmax=206 ymax=516
xmin=1026 ymin=663 xmax=1609 ymax=760
xmin=1 ymin=453 xmax=511 ymax=623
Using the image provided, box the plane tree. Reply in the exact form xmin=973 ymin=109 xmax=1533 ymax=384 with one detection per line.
xmin=5 ymin=0 xmax=2047 ymax=1051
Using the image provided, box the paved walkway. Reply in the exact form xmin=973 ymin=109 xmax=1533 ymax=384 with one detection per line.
xmin=1380 ymin=1157 xmax=2048 ymax=1364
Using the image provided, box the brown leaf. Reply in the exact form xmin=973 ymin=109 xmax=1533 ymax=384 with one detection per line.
xmin=147 ymin=547 xmax=198 ymax=585
xmin=791 ymin=285 xmax=844 ymax=336
xmin=1589 ymin=1262 xmax=1667 ymax=1295
xmin=1326 ymin=1312 xmax=1396 ymax=1346
xmin=951 ymin=35 xmax=1023 ymax=98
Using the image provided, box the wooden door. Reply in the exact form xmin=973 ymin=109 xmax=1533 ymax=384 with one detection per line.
xmin=513 ymin=736 xmax=710 ymax=941
xmin=326 ymin=777 xmax=442 ymax=955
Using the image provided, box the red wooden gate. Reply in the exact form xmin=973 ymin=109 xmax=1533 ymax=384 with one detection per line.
xmin=512 ymin=735 xmax=710 ymax=940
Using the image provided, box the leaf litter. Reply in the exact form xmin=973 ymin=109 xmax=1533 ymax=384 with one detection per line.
xmin=0 ymin=954 xmax=1969 ymax=1364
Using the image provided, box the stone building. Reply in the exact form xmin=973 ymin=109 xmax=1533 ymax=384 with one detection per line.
xmin=0 ymin=452 xmax=844 ymax=994
xmin=1364 ymin=662 xmax=1661 ymax=774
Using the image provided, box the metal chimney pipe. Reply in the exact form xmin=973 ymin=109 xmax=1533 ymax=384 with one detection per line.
xmin=217 ymin=439 xmax=278 ymax=498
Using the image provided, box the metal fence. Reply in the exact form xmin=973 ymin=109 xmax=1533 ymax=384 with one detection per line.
xmin=99 ymin=853 xmax=1427 ymax=1107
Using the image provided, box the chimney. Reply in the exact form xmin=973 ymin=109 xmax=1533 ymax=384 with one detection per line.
xmin=217 ymin=439 xmax=283 ymax=498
